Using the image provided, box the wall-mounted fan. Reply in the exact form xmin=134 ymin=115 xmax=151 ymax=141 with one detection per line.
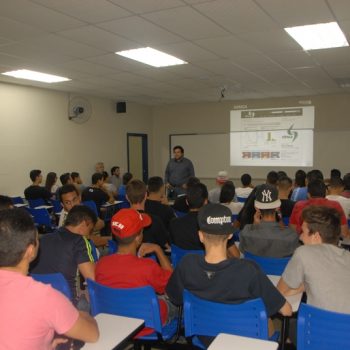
xmin=68 ymin=96 xmax=92 ymax=124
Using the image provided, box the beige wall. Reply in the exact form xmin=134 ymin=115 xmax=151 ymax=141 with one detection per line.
xmin=152 ymin=93 xmax=350 ymax=185
xmin=1 ymin=80 xmax=349 ymax=196
xmin=0 ymin=82 xmax=152 ymax=196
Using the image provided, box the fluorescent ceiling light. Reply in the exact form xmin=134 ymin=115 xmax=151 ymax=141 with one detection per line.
xmin=285 ymin=22 xmax=349 ymax=50
xmin=116 ymin=47 xmax=187 ymax=67
xmin=1 ymin=69 xmax=70 ymax=83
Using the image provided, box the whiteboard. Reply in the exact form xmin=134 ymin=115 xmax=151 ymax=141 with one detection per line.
xmin=170 ymin=130 xmax=350 ymax=179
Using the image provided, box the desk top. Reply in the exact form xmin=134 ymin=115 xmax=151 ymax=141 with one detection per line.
xmin=34 ymin=205 xmax=53 ymax=209
xmin=208 ymin=333 xmax=278 ymax=350
xmin=14 ymin=203 xmax=27 ymax=208
xmin=268 ymin=275 xmax=302 ymax=313
xmin=101 ymin=201 xmax=123 ymax=207
xmin=82 ymin=313 xmax=144 ymax=350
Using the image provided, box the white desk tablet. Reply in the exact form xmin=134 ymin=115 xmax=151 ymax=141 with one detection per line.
xmin=82 ymin=313 xmax=144 ymax=350
xmin=208 ymin=333 xmax=278 ymax=350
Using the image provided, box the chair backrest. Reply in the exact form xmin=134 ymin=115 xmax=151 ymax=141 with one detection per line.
xmin=82 ymin=200 xmax=98 ymax=216
xmin=116 ymin=195 xmax=130 ymax=209
xmin=107 ymin=239 xmax=118 ymax=254
xmin=183 ymin=290 xmax=268 ymax=339
xmin=31 ymin=273 xmax=72 ymax=301
xmin=297 ymin=303 xmax=350 ymax=350
xmin=87 ymin=279 xmax=163 ymax=333
xmin=244 ymin=252 xmax=290 ymax=275
xmin=282 ymin=217 xmax=290 ymax=226
xmin=28 ymin=198 xmax=46 ymax=208
xmin=88 ymin=239 xmax=99 ymax=261
xmin=171 ymin=244 xmax=204 ymax=268
xmin=26 ymin=207 xmax=53 ymax=227
xmin=50 ymin=199 xmax=62 ymax=214
xmin=11 ymin=196 xmax=24 ymax=205
xmin=174 ymin=210 xmax=187 ymax=218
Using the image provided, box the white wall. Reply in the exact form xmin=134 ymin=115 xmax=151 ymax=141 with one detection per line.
xmin=0 ymin=82 xmax=152 ymax=196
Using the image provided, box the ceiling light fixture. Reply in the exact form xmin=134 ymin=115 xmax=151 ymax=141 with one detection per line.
xmin=285 ymin=22 xmax=349 ymax=50
xmin=1 ymin=69 xmax=70 ymax=83
xmin=116 ymin=47 xmax=187 ymax=67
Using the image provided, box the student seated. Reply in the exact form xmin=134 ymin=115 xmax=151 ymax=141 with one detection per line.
xmin=239 ymin=184 xmax=299 ymax=258
xmin=279 ymin=205 xmax=350 ymax=312
xmin=30 ymin=205 xmax=97 ymax=303
xmin=278 ymin=205 xmax=350 ymax=344
xmin=0 ymin=208 xmax=99 ymax=349
xmin=95 ymin=208 xmax=175 ymax=336
xmin=166 ymin=203 xmax=292 ymax=343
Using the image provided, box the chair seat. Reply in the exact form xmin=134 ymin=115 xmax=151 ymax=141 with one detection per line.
xmin=136 ymin=317 xmax=178 ymax=341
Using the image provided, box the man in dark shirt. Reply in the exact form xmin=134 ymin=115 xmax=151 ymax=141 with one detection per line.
xmin=165 ymin=145 xmax=195 ymax=198
xmin=127 ymin=179 xmax=170 ymax=249
xmin=278 ymin=176 xmax=295 ymax=218
xmin=170 ymin=182 xmax=208 ymax=250
xmin=166 ymin=204 xmax=292 ymax=343
xmin=30 ymin=205 xmax=97 ymax=302
xmin=145 ymin=176 xmax=175 ymax=230
xmin=24 ymin=169 xmax=51 ymax=201
xmin=82 ymin=173 xmax=113 ymax=213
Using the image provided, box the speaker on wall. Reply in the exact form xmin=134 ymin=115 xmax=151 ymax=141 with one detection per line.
xmin=116 ymin=101 xmax=126 ymax=113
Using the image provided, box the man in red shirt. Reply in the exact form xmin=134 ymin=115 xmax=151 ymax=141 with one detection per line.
xmin=95 ymin=208 xmax=175 ymax=336
xmin=290 ymin=179 xmax=349 ymax=237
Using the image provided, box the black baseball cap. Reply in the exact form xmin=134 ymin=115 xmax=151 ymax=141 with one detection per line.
xmin=198 ymin=203 xmax=234 ymax=235
xmin=254 ymin=184 xmax=281 ymax=209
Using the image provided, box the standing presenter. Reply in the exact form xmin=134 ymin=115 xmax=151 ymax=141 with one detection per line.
xmin=165 ymin=145 xmax=195 ymax=199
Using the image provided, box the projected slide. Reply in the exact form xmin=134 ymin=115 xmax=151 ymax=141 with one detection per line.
xmin=230 ymin=106 xmax=314 ymax=167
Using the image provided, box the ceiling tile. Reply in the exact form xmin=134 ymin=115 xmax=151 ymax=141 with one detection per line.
xmin=255 ymin=0 xmax=334 ymax=27
xmin=323 ymin=64 xmax=350 ymax=77
xmin=31 ymin=0 xmax=131 ymax=23
xmin=309 ymin=47 xmax=350 ymax=66
xmin=328 ymin=0 xmax=350 ymax=21
xmin=267 ymin=50 xmax=317 ymax=69
xmin=2 ymin=0 xmax=84 ymax=32
xmin=156 ymin=41 xmax=218 ymax=62
xmin=109 ymin=0 xmax=184 ymax=14
xmin=57 ymin=26 xmax=138 ymax=52
xmin=0 ymin=16 xmax=44 ymax=41
xmin=143 ymin=6 xmax=229 ymax=40
xmin=97 ymin=16 xmax=183 ymax=46
xmin=194 ymin=0 xmax=280 ymax=34
xmin=195 ymin=35 xmax=259 ymax=58
xmin=24 ymin=34 xmax=106 ymax=59
xmin=236 ymin=29 xmax=301 ymax=53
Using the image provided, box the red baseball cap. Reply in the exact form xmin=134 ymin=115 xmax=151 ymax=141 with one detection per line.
xmin=111 ymin=209 xmax=152 ymax=239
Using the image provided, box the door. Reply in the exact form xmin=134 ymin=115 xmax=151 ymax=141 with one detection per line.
xmin=127 ymin=133 xmax=148 ymax=183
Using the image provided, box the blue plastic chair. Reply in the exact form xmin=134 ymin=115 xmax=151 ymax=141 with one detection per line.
xmin=26 ymin=207 xmax=56 ymax=232
xmin=31 ymin=272 xmax=72 ymax=301
xmin=11 ymin=196 xmax=24 ymax=205
xmin=297 ymin=303 xmax=350 ymax=350
xmin=88 ymin=239 xmax=99 ymax=261
xmin=82 ymin=200 xmax=98 ymax=216
xmin=171 ymin=244 xmax=204 ymax=268
xmin=244 ymin=252 xmax=291 ymax=275
xmin=282 ymin=217 xmax=290 ymax=226
xmin=50 ymin=199 xmax=62 ymax=214
xmin=107 ymin=239 xmax=118 ymax=254
xmin=87 ymin=279 xmax=178 ymax=342
xmin=174 ymin=210 xmax=187 ymax=218
xmin=28 ymin=198 xmax=46 ymax=208
xmin=183 ymin=290 xmax=271 ymax=349
xmin=116 ymin=195 xmax=130 ymax=209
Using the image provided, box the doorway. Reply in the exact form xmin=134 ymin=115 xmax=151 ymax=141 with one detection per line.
xmin=127 ymin=133 xmax=148 ymax=183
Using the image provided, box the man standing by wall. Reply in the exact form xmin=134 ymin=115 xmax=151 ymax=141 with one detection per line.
xmin=165 ymin=145 xmax=195 ymax=198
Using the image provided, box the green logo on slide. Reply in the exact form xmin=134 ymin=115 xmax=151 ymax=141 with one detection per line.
xmin=283 ymin=124 xmax=298 ymax=142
